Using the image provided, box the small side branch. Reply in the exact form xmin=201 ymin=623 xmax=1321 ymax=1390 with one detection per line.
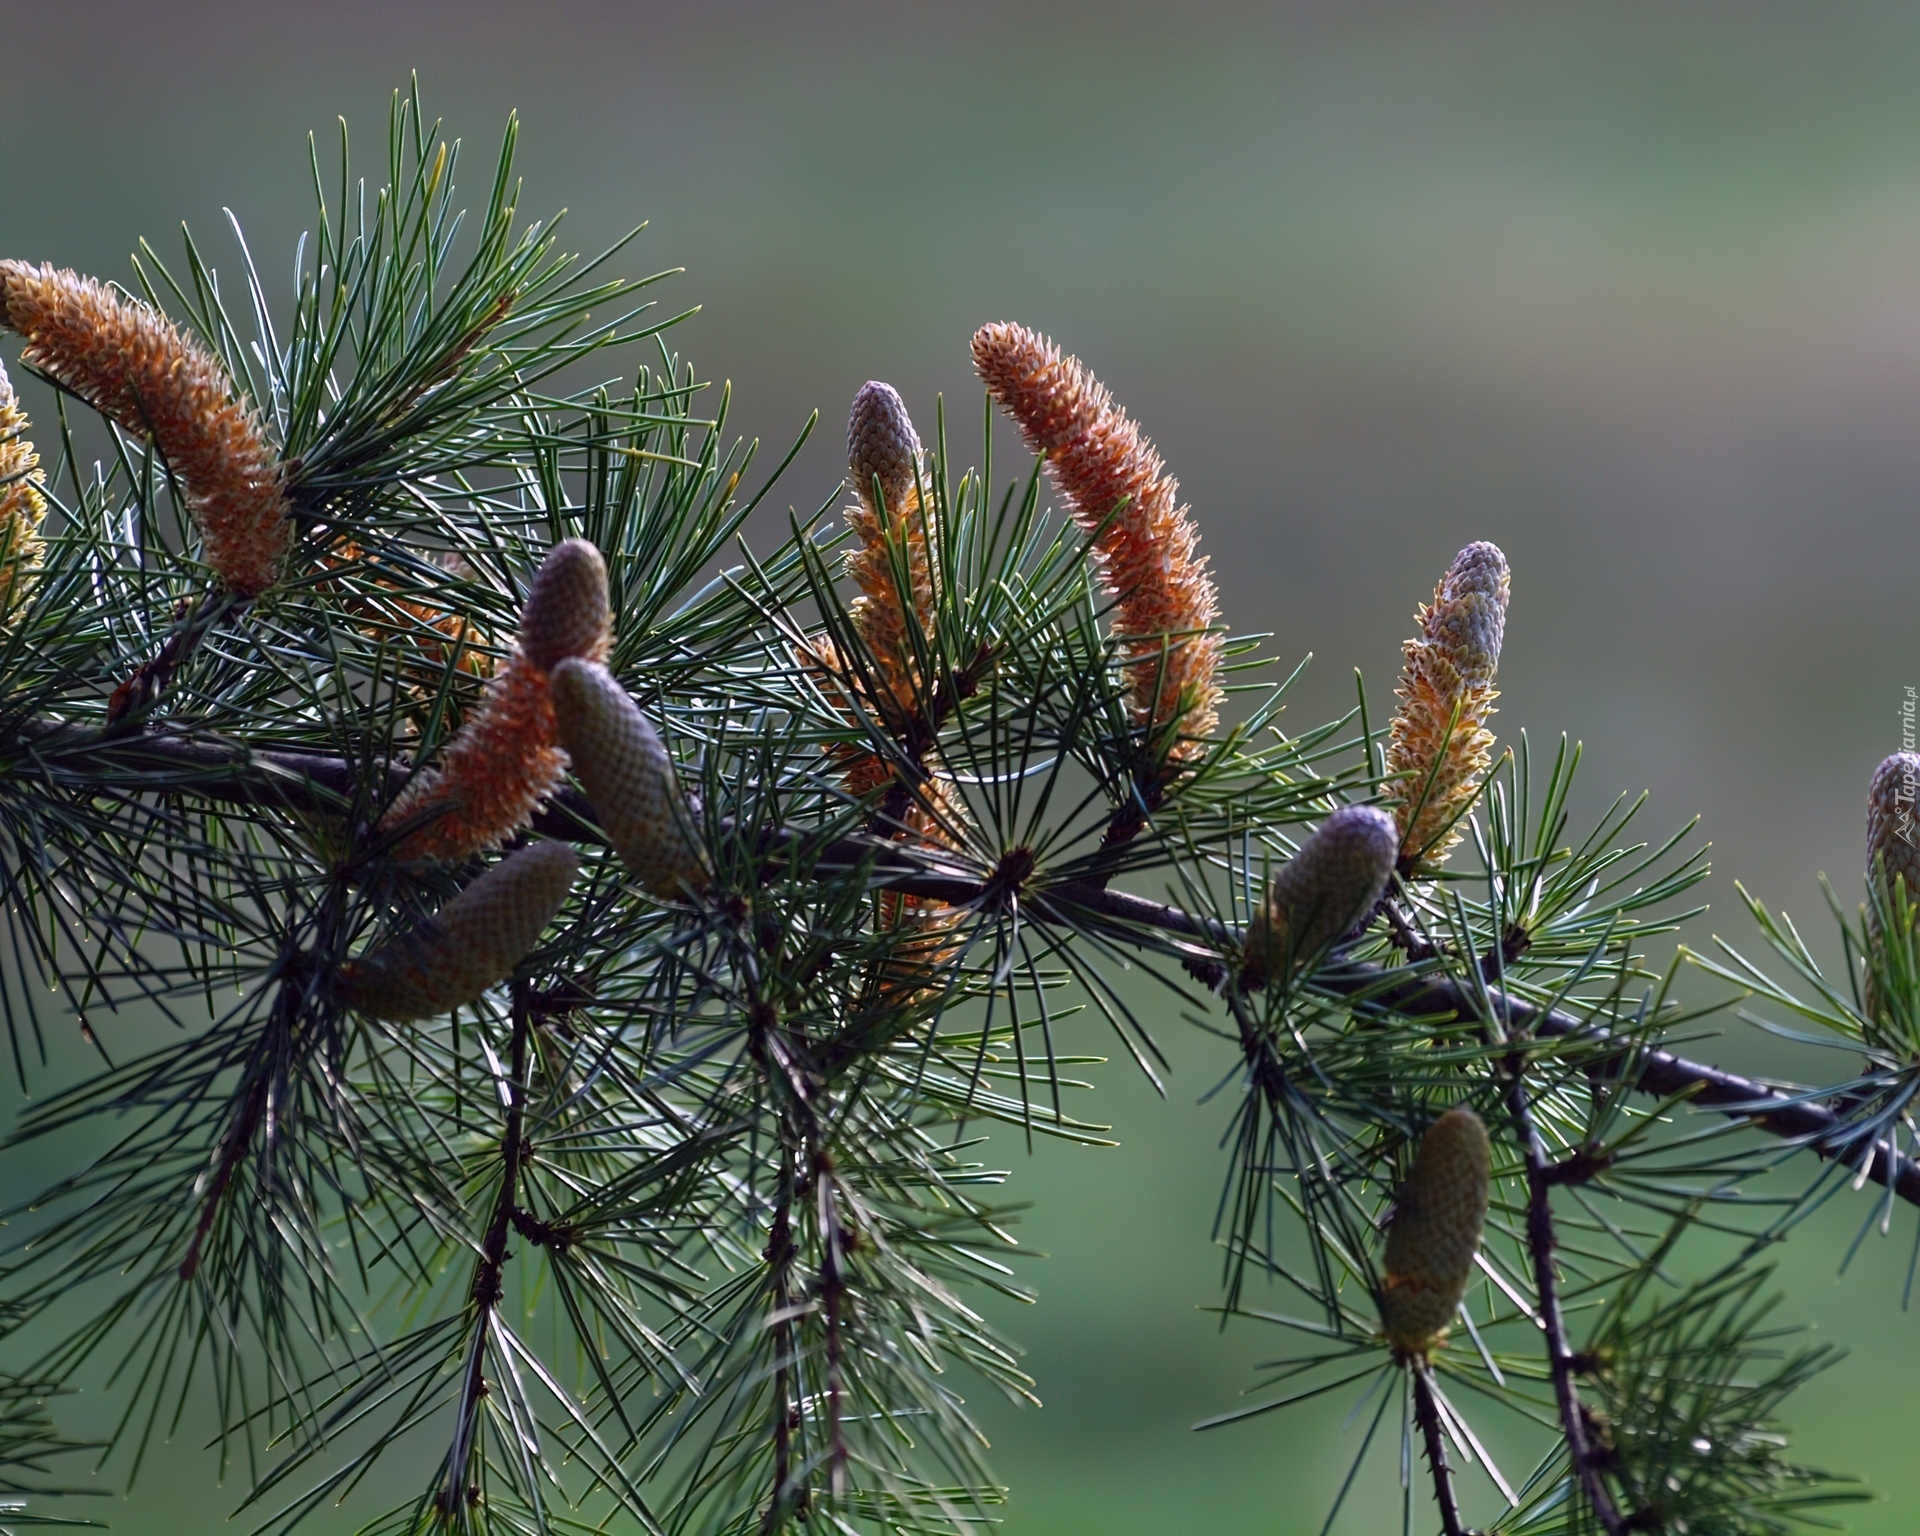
xmin=1505 ymin=1055 xmax=1625 ymax=1536
xmin=436 ymin=978 xmax=533 ymax=1517
xmin=1411 ymin=1366 xmax=1469 ymax=1536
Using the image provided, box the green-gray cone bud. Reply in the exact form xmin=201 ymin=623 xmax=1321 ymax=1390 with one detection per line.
xmin=1245 ymin=805 xmax=1397 ymax=986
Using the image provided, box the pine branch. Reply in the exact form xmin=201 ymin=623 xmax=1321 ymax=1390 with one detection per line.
xmin=29 ymin=720 xmax=1920 ymax=1218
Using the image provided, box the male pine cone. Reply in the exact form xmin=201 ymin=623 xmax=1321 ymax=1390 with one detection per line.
xmin=0 ymin=358 xmax=46 ymax=622
xmin=0 ymin=261 xmax=289 ymax=596
xmin=549 ymin=658 xmax=708 ymax=898
xmin=340 ymin=839 xmax=579 ymax=1022
xmin=1242 ymin=805 xmax=1398 ymax=988
xmin=1384 ymin=541 xmax=1510 ymax=874
xmin=383 ymin=539 xmax=612 ymax=862
xmin=1379 ymin=1105 xmax=1492 ymax=1359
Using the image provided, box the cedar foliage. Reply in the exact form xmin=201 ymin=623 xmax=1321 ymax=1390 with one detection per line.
xmin=0 ymin=86 xmax=1908 ymax=1535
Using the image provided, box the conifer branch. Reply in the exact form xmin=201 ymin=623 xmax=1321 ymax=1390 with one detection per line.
xmin=26 ymin=719 xmax=1920 ymax=1215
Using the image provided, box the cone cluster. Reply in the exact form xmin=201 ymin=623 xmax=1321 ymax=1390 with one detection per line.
xmin=383 ymin=540 xmax=610 ymax=862
xmin=1383 ymin=542 xmax=1511 ymax=874
xmin=0 ymin=261 xmax=288 ymax=596
xmin=0 ymin=358 xmax=46 ymax=623
xmin=1379 ymin=1106 xmax=1492 ymax=1360
xmin=1243 ymin=806 xmax=1397 ymax=988
xmin=1864 ymin=751 xmax=1920 ymax=1021
xmin=798 ymin=385 xmax=972 ymax=997
xmin=340 ymin=840 xmax=579 ymax=1021
xmin=972 ymin=322 xmax=1220 ymax=759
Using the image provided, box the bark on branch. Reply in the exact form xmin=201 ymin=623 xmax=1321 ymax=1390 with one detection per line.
xmin=38 ymin=724 xmax=1920 ymax=1213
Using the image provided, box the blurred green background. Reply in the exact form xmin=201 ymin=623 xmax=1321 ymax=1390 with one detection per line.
xmin=3 ymin=1 xmax=1920 ymax=1529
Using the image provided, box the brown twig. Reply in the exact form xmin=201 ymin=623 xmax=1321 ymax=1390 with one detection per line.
xmin=1504 ymin=1043 xmax=1627 ymax=1535
xmin=1411 ymin=1365 xmax=1470 ymax=1536
xmin=436 ymin=977 xmax=534 ymax=1516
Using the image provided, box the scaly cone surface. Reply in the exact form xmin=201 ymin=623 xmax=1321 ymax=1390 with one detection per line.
xmin=339 ymin=840 xmax=579 ymax=1021
xmin=1864 ymin=751 xmax=1920 ymax=1023
xmin=1383 ymin=541 xmax=1510 ymax=874
xmin=971 ymin=323 xmax=1220 ymax=761
xmin=0 ymin=261 xmax=288 ymax=596
xmin=383 ymin=540 xmax=611 ymax=862
xmin=1242 ymin=805 xmax=1397 ymax=988
xmin=1378 ymin=1105 xmax=1492 ymax=1360
xmin=549 ymin=658 xmax=708 ymax=898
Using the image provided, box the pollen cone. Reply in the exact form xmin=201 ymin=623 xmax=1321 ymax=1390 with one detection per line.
xmin=549 ymin=658 xmax=708 ymax=898
xmin=0 ymin=358 xmax=46 ymax=622
xmin=972 ymin=323 xmax=1220 ymax=758
xmin=1865 ymin=751 xmax=1920 ymax=1021
xmin=1383 ymin=541 xmax=1510 ymax=874
xmin=383 ymin=540 xmax=613 ymax=862
xmin=1243 ymin=805 xmax=1397 ymax=988
xmin=340 ymin=840 xmax=578 ymax=1021
xmin=1379 ymin=1106 xmax=1492 ymax=1360
xmin=0 ymin=261 xmax=288 ymax=596
xmin=840 ymin=381 xmax=936 ymax=719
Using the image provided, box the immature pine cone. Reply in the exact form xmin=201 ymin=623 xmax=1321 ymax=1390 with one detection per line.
xmin=1242 ymin=805 xmax=1397 ymax=988
xmin=383 ymin=540 xmax=613 ymax=862
xmin=340 ymin=840 xmax=579 ymax=1021
xmin=838 ymin=381 xmax=938 ymax=718
xmin=549 ymin=658 xmax=709 ymax=898
xmin=0 ymin=358 xmax=46 ymax=622
xmin=0 ymin=261 xmax=288 ymax=595
xmin=1383 ymin=541 xmax=1510 ymax=874
xmin=1864 ymin=751 xmax=1920 ymax=1021
xmin=972 ymin=323 xmax=1221 ymax=756
xmin=1379 ymin=1106 xmax=1492 ymax=1360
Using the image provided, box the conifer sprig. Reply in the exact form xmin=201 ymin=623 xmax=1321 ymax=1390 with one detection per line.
xmin=0 ymin=86 xmax=1906 ymax=1536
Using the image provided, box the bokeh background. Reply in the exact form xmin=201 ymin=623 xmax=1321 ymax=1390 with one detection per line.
xmin=3 ymin=1 xmax=1919 ymax=1529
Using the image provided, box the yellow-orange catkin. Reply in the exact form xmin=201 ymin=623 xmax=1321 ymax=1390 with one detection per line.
xmin=0 ymin=261 xmax=288 ymax=596
xmin=339 ymin=840 xmax=578 ymax=1021
xmin=382 ymin=540 xmax=613 ymax=861
xmin=549 ymin=658 xmax=708 ymax=898
xmin=0 ymin=358 xmax=46 ymax=622
xmin=1383 ymin=542 xmax=1511 ymax=874
xmin=972 ymin=323 xmax=1221 ymax=757
xmin=1864 ymin=751 xmax=1920 ymax=1021
xmin=1243 ymin=805 xmax=1397 ymax=987
xmin=1379 ymin=1106 xmax=1492 ymax=1360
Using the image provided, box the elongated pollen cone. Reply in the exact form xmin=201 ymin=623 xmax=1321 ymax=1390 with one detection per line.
xmin=521 ymin=538 xmax=611 ymax=670
xmin=848 ymin=381 xmax=922 ymax=516
xmin=340 ymin=840 xmax=578 ymax=1021
xmin=549 ymin=658 xmax=709 ymax=898
xmin=0 ymin=260 xmax=288 ymax=596
xmin=1385 ymin=541 xmax=1511 ymax=873
xmin=1379 ymin=1106 xmax=1492 ymax=1359
xmin=1244 ymin=805 xmax=1397 ymax=986
xmin=0 ymin=359 xmax=46 ymax=621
